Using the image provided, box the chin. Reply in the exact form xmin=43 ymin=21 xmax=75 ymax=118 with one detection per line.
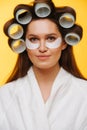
xmin=34 ymin=63 xmax=57 ymax=70
xmin=36 ymin=66 xmax=50 ymax=70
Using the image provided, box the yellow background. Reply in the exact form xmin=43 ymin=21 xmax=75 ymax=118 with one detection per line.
xmin=0 ymin=0 xmax=87 ymax=86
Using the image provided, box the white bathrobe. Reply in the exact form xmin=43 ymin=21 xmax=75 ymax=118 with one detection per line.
xmin=0 ymin=67 xmax=87 ymax=130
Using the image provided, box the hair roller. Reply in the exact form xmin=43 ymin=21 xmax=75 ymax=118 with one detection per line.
xmin=8 ymin=38 xmax=26 ymax=53
xmin=56 ymin=6 xmax=76 ymax=28
xmin=4 ymin=19 xmax=24 ymax=40
xmin=64 ymin=24 xmax=83 ymax=45
xmin=33 ymin=0 xmax=55 ymax=18
xmin=14 ymin=4 xmax=32 ymax=25
xmin=34 ymin=3 xmax=51 ymax=17
xmin=34 ymin=0 xmax=52 ymax=2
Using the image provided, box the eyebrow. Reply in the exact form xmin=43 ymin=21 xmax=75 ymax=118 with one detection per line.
xmin=27 ymin=33 xmax=58 ymax=37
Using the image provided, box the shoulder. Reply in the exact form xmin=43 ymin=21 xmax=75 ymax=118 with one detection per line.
xmin=0 ymin=76 xmax=27 ymax=103
xmin=62 ymin=67 xmax=87 ymax=89
xmin=0 ymin=74 xmax=30 ymax=109
xmin=62 ymin=68 xmax=87 ymax=88
xmin=0 ymin=67 xmax=34 ymax=113
xmin=71 ymin=74 xmax=87 ymax=88
xmin=69 ymin=73 xmax=87 ymax=99
xmin=0 ymin=68 xmax=33 ymax=100
xmin=0 ymin=74 xmax=31 ymax=117
xmin=0 ymin=75 xmax=28 ymax=93
xmin=62 ymin=68 xmax=87 ymax=99
xmin=0 ymin=74 xmax=32 ymax=123
xmin=0 ymin=67 xmax=33 ymax=102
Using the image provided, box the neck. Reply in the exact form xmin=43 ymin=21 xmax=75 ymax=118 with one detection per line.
xmin=32 ymin=64 xmax=61 ymax=103
xmin=33 ymin=64 xmax=60 ymax=85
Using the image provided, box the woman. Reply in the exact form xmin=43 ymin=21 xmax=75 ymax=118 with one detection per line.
xmin=0 ymin=0 xmax=87 ymax=129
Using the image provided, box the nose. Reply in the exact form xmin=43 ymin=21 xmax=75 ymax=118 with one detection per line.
xmin=38 ymin=40 xmax=48 ymax=52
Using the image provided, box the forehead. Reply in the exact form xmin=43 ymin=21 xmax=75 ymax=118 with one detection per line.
xmin=26 ymin=19 xmax=61 ymax=35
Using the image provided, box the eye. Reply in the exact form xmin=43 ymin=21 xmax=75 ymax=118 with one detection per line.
xmin=47 ymin=36 xmax=56 ymax=42
xmin=29 ymin=37 xmax=39 ymax=43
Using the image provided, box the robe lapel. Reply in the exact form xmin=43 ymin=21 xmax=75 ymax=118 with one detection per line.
xmin=27 ymin=68 xmax=50 ymax=130
xmin=27 ymin=67 xmax=71 ymax=130
xmin=45 ymin=68 xmax=71 ymax=128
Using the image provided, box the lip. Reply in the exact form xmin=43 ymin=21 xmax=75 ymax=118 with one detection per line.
xmin=36 ymin=55 xmax=51 ymax=60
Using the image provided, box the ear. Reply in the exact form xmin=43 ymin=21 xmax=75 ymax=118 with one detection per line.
xmin=61 ymin=42 xmax=67 ymax=50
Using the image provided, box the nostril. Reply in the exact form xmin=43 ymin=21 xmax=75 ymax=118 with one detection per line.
xmin=39 ymin=43 xmax=48 ymax=52
xmin=39 ymin=50 xmax=47 ymax=53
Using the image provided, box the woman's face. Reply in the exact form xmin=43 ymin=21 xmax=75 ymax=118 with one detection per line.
xmin=26 ymin=19 xmax=67 ymax=69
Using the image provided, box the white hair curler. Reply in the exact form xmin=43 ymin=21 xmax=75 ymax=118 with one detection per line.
xmin=59 ymin=13 xmax=75 ymax=28
xmin=8 ymin=23 xmax=24 ymax=40
xmin=35 ymin=3 xmax=51 ymax=17
xmin=14 ymin=4 xmax=32 ymax=25
xmin=65 ymin=32 xmax=80 ymax=45
xmin=10 ymin=39 xmax=26 ymax=53
xmin=15 ymin=9 xmax=32 ymax=25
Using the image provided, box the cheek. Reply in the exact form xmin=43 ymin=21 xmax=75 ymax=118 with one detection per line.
xmin=26 ymin=49 xmax=38 ymax=64
xmin=26 ymin=49 xmax=34 ymax=60
xmin=52 ymin=47 xmax=63 ymax=59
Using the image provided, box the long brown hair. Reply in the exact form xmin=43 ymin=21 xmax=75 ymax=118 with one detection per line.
xmin=4 ymin=0 xmax=86 ymax=83
xmin=6 ymin=44 xmax=86 ymax=83
xmin=6 ymin=22 xmax=86 ymax=82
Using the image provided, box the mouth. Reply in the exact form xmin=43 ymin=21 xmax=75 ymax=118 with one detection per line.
xmin=36 ymin=55 xmax=51 ymax=60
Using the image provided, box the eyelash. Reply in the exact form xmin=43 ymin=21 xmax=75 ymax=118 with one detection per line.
xmin=29 ymin=36 xmax=56 ymax=43
xmin=47 ymin=36 xmax=56 ymax=41
xmin=29 ymin=37 xmax=39 ymax=42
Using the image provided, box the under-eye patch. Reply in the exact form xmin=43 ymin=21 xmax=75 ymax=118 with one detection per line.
xmin=26 ymin=37 xmax=62 ymax=50
xmin=46 ymin=37 xmax=62 ymax=48
xmin=26 ymin=38 xmax=40 ymax=49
